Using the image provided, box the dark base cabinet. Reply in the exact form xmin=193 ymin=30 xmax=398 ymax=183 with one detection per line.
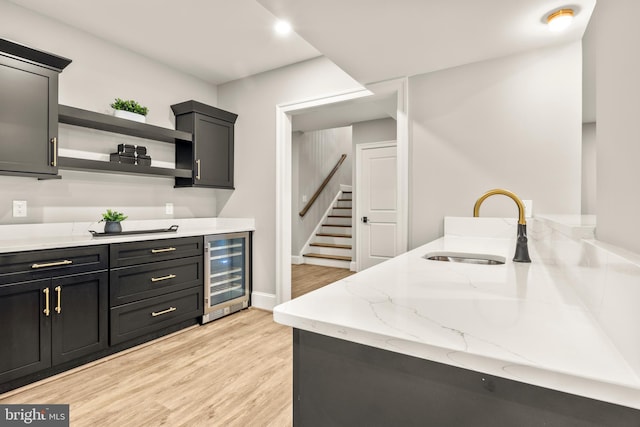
xmin=0 ymin=271 xmax=107 ymax=385
xmin=293 ymin=329 xmax=640 ymax=427
xmin=0 ymin=236 xmax=205 ymax=394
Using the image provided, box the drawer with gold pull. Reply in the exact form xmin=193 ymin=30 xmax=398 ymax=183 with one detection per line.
xmin=109 ymin=256 xmax=202 ymax=306
xmin=109 ymin=287 xmax=202 ymax=345
xmin=109 ymin=236 xmax=202 ymax=267
xmin=0 ymin=245 xmax=108 ymax=285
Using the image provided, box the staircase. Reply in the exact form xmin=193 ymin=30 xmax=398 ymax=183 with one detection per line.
xmin=302 ymin=190 xmax=352 ymax=269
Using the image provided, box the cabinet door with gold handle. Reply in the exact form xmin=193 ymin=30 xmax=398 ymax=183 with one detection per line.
xmin=54 ymin=286 xmax=62 ymax=314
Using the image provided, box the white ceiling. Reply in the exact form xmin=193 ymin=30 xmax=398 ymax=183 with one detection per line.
xmin=7 ymin=0 xmax=321 ymax=85
xmin=258 ymin=0 xmax=596 ymax=84
xmin=8 ymin=0 xmax=596 ymax=129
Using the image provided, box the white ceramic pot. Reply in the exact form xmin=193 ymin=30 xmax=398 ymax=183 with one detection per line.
xmin=113 ymin=109 xmax=146 ymax=123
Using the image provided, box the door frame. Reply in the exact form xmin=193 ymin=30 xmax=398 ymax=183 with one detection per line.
xmin=275 ymin=78 xmax=409 ymax=305
xmin=355 ymin=140 xmax=397 ymax=272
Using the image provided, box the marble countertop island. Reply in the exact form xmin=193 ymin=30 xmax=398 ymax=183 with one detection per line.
xmin=274 ymin=217 xmax=640 ymax=410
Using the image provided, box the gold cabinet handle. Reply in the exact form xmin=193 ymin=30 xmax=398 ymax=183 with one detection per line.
xmin=32 ymin=260 xmax=73 ymax=269
xmin=55 ymin=286 xmax=62 ymax=314
xmin=51 ymin=137 xmax=57 ymax=167
xmin=151 ymin=274 xmax=176 ymax=283
xmin=151 ymin=247 xmax=176 ymax=254
xmin=43 ymin=288 xmax=50 ymax=316
xmin=195 ymin=159 xmax=201 ymax=180
xmin=151 ymin=307 xmax=176 ymax=317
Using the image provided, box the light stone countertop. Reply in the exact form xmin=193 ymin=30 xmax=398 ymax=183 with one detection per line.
xmin=0 ymin=218 xmax=255 ymax=253
xmin=273 ymin=217 xmax=640 ymax=410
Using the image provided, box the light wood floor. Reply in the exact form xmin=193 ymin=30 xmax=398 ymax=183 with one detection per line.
xmin=291 ymin=264 xmax=354 ymax=299
xmin=0 ymin=264 xmax=353 ymax=427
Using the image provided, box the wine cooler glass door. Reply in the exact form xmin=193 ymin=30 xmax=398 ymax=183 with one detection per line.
xmin=207 ymin=236 xmax=247 ymax=309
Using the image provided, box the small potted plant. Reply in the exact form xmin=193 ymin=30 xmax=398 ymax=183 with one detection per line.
xmin=110 ymin=98 xmax=149 ymax=123
xmin=100 ymin=209 xmax=128 ymax=233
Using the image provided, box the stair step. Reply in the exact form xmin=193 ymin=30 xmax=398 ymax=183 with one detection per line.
xmin=303 ymin=253 xmax=352 ymax=262
xmin=342 ymin=191 xmax=352 ymax=193
xmin=323 ymin=224 xmax=350 ymax=227
xmin=310 ymin=243 xmax=352 ymax=250
xmin=337 ymin=198 xmax=352 ymax=202
xmin=328 ymin=215 xmax=351 ymax=218
xmin=316 ymin=232 xmax=352 ymax=238
xmin=333 ymin=207 xmax=351 ymax=210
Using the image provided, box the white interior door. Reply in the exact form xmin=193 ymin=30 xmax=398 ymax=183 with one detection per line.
xmin=356 ymin=142 xmax=398 ymax=271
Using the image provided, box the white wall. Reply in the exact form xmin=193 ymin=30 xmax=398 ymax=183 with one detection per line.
xmin=216 ymin=57 xmax=362 ymax=306
xmin=352 ymin=118 xmax=397 ymax=145
xmin=410 ymin=42 xmax=583 ymax=246
xmin=595 ymin=0 xmax=640 ymax=255
xmin=292 ymin=126 xmax=352 ymax=255
xmin=582 ymin=123 xmax=597 ymax=214
xmin=0 ymin=1 xmax=219 ymax=224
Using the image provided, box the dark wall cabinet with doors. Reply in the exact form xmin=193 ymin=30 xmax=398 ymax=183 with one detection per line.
xmin=0 ymin=38 xmax=71 ymax=179
xmin=0 ymin=246 xmax=108 ymax=386
xmin=172 ymin=100 xmax=238 ymax=189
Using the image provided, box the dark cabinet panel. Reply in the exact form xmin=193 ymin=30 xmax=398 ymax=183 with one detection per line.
xmin=51 ymin=271 xmax=108 ymax=365
xmin=172 ymin=100 xmax=237 ymax=189
xmin=0 ymin=38 xmax=71 ymax=179
xmin=109 ymin=236 xmax=202 ymax=268
xmin=110 ymin=287 xmax=202 ymax=345
xmin=110 ymin=256 xmax=202 ymax=306
xmin=0 ymin=245 xmax=109 ymax=285
xmin=0 ymin=278 xmax=51 ymax=384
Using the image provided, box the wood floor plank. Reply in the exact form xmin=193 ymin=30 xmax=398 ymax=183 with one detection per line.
xmin=0 ymin=264 xmax=352 ymax=426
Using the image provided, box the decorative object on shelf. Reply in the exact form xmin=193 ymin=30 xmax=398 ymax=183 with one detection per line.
xmin=109 ymin=144 xmax=151 ymax=166
xmin=110 ymin=98 xmax=148 ymax=123
xmin=100 ymin=209 xmax=128 ymax=233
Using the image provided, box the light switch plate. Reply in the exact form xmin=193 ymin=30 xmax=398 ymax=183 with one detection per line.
xmin=165 ymin=203 xmax=174 ymax=215
xmin=13 ymin=200 xmax=27 ymax=217
xmin=523 ymin=200 xmax=533 ymax=218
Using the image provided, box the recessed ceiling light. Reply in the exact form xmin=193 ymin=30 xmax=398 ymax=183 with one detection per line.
xmin=547 ymin=8 xmax=575 ymax=32
xmin=275 ymin=20 xmax=292 ymax=35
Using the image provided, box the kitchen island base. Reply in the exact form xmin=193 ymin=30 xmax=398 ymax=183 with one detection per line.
xmin=293 ymin=329 xmax=640 ymax=427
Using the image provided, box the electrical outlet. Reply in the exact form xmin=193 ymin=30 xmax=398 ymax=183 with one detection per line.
xmin=302 ymin=195 xmax=308 ymax=203
xmin=13 ymin=200 xmax=27 ymax=217
xmin=523 ymin=200 xmax=533 ymax=218
xmin=165 ymin=203 xmax=174 ymax=215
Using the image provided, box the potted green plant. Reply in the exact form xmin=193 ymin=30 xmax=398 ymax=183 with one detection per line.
xmin=100 ymin=209 xmax=128 ymax=233
xmin=110 ymin=98 xmax=149 ymax=123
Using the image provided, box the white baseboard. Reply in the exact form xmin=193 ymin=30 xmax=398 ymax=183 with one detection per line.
xmin=291 ymin=255 xmax=304 ymax=265
xmin=251 ymin=291 xmax=277 ymax=311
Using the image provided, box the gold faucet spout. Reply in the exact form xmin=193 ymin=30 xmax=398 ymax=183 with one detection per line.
xmin=473 ymin=188 xmax=526 ymax=225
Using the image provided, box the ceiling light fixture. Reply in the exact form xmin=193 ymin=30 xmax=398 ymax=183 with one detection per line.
xmin=547 ymin=8 xmax=575 ymax=32
xmin=275 ymin=20 xmax=292 ymax=35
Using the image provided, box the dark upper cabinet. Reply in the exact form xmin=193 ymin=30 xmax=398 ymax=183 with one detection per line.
xmin=171 ymin=100 xmax=238 ymax=189
xmin=0 ymin=39 xmax=71 ymax=179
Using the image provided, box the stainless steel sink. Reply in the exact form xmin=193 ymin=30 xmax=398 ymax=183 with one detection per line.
xmin=423 ymin=251 xmax=505 ymax=265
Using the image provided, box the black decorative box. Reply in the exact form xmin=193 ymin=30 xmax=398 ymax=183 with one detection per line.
xmin=135 ymin=145 xmax=147 ymax=156
xmin=117 ymin=144 xmax=135 ymax=154
xmin=110 ymin=152 xmax=136 ymax=164
xmin=136 ymin=155 xmax=151 ymax=166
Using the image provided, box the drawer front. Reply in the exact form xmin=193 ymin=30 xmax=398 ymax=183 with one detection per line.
xmin=110 ymin=256 xmax=203 ymax=306
xmin=0 ymin=245 xmax=109 ymax=285
xmin=110 ymin=236 xmax=203 ymax=267
xmin=110 ymin=287 xmax=203 ymax=345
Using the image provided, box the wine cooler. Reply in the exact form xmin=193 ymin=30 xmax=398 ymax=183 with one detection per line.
xmin=202 ymin=232 xmax=251 ymax=323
